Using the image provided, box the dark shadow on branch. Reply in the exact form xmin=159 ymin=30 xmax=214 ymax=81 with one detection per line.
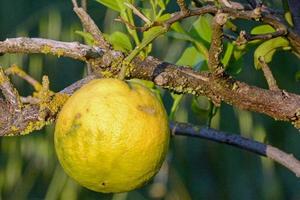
xmin=170 ymin=121 xmax=300 ymax=177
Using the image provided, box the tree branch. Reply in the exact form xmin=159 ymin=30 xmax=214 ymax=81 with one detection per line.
xmin=258 ymin=57 xmax=280 ymax=91
xmin=170 ymin=121 xmax=300 ymax=177
xmin=208 ymin=12 xmax=227 ymax=73
xmin=71 ymin=0 xmax=111 ymax=49
xmin=0 ymin=68 xmax=22 ymax=112
xmin=0 ymin=37 xmax=104 ymax=61
xmin=0 ymin=37 xmax=300 ymax=129
xmin=0 ymin=0 xmax=299 ymax=179
xmin=0 ymin=74 xmax=96 ymax=136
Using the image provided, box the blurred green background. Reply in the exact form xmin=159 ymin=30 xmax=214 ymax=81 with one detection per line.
xmin=0 ymin=0 xmax=300 ymax=199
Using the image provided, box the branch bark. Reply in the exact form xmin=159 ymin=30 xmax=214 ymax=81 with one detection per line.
xmin=0 ymin=1 xmax=300 ymax=178
xmin=171 ymin=122 xmax=300 ymax=177
xmin=0 ymin=37 xmax=300 ymax=130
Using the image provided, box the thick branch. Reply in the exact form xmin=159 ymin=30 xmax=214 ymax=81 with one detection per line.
xmin=130 ymin=56 xmax=300 ymax=128
xmin=0 ymin=1 xmax=299 ymax=180
xmin=0 ymin=75 xmax=96 ymax=136
xmin=0 ymin=38 xmax=104 ymax=61
xmin=0 ymin=37 xmax=299 ymax=129
xmin=171 ymin=121 xmax=300 ymax=177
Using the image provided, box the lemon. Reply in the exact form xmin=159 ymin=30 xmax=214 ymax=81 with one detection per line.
xmin=54 ymin=78 xmax=170 ymax=193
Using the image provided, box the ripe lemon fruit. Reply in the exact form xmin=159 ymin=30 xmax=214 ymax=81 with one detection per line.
xmin=54 ymin=78 xmax=170 ymax=193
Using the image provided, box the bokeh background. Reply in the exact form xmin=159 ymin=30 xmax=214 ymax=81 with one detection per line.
xmin=0 ymin=0 xmax=300 ymax=199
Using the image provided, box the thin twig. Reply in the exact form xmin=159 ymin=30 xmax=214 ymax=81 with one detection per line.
xmin=208 ymin=12 xmax=228 ymax=73
xmin=124 ymin=2 xmax=152 ymax=24
xmin=176 ymin=0 xmax=189 ymax=14
xmin=235 ymin=31 xmax=287 ymax=46
xmin=71 ymin=0 xmax=110 ymax=49
xmin=81 ymin=0 xmax=87 ymax=11
xmin=258 ymin=57 xmax=280 ymax=91
xmin=20 ymin=96 xmax=40 ymax=104
xmin=59 ymin=74 xmax=97 ymax=95
xmin=248 ymin=29 xmax=287 ymax=41
xmin=79 ymin=0 xmax=92 ymax=74
xmin=234 ymin=29 xmax=287 ymax=46
xmin=170 ymin=121 xmax=300 ymax=177
xmin=118 ymin=26 xmax=168 ymax=80
xmin=0 ymin=67 xmax=22 ymax=112
xmin=5 ymin=64 xmax=42 ymax=91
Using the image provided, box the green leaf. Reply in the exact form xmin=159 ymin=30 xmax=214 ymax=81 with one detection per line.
xmin=75 ymin=31 xmax=95 ymax=45
xmin=95 ymin=0 xmax=128 ymax=12
xmin=168 ymin=31 xmax=209 ymax=60
xmin=167 ymin=31 xmax=195 ymax=42
xmin=140 ymin=26 xmax=166 ymax=55
xmin=285 ymin=12 xmax=294 ymax=27
xmin=143 ymin=26 xmax=165 ymax=44
xmin=225 ymin=44 xmax=246 ymax=75
xmin=176 ymin=46 xmax=204 ymax=68
xmin=191 ymin=15 xmax=212 ymax=43
xmin=141 ymin=8 xmax=153 ymax=20
xmin=169 ymin=94 xmax=183 ymax=120
xmin=108 ymin=31 xmax=132 ymax=52
xmin=191 ymin=96 xmax=210 ymax=114
xmin=170 ymin=21 xmax=186 ymax=34
xmin=163 ymin=13 xmax=186 ymax=34
xmin=251 ymin=25 xmax=275 ymax=35
xmin=225 ymin=56 xmax=243 ymax=75
xmin=95 ymin=0 xmax=121 ymax=12
xmin=157 ymin=0 xmax=166 ymax=10
xmin=156 ymin=13 xmax=171 ymax=22
xmin=233 ymin=45 xmax=246 ymax=60
xmin=254 ymin=37 xmax=290 ymax=69
xmin=295 ymin=71 xmax=300 ymax=81
xmin=222 ymin=42 xmax=234 ymax=67
xmin=127 ymin=78 xmax=155 ymax=88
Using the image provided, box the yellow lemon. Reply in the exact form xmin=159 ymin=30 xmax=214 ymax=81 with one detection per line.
xmin=54 ymin=78 xmax=169 ymax=193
